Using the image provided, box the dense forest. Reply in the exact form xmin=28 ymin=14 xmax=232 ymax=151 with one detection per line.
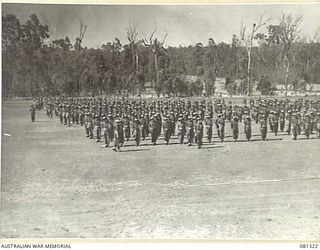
xmin=2 ymin=13 xmax=320 ymax=98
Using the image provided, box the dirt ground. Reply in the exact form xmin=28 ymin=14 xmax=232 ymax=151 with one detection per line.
xmin=1 ymin=100 xmax=320 ymax=239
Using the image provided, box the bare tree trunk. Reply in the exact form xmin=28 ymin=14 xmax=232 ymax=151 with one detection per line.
xmin=131 ymin=44 xmax=135 ymax=73
xmin=154 ymin=53 xmax=159 ymax=83
xmin=285 ymin=55 xmax=290 ymax=97
xmin=136 ymin=54 xmax=139 ymax=72
xmin=247 ymin=49 xmax=251 ymax=96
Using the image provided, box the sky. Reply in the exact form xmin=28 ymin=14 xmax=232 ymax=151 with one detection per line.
xmin=3 ymin=3 xmax=320 ymax=48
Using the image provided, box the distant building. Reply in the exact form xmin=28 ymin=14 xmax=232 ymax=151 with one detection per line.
xmin=305 ymin=84 xmax=320 ymax=96
xmin=273 ymin=84 xmax=295 ymax=96
xmin=215 ymin=78 xmax=228 ymax=96
xmin=141 ymin=82 xmax=157 ymax=98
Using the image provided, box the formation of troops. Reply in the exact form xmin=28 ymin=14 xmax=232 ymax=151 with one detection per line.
xmin=31 ymin=96 xmax=320 ymax=151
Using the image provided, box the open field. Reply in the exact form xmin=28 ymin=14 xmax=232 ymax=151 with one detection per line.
xmin=1 ymin=100 xmax=320 ymax=239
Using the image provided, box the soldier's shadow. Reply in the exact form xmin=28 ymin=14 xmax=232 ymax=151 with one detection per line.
xmin=120 ymin=148 xmax=150 ymax=152
xmin=253 ymin=138 xmax=283 ymax=142
xmin=296 ymin=137 xmax=319 ymax=141
xmin=200 ymin=145 xmax=224 ymax=149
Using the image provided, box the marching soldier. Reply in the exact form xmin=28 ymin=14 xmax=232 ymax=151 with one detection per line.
xmin=149 ymin=116 xmax=158 ymax=145
xmin=113 ymin=119 xmax=121 ymax=151
xmin=93 ymin=114 xmax=101 ymax=142
xmin=101 ymin=116 xmax=113 ymax=148
xmin=139 ymin=115 xmax=147 ymax=141
xmin=177 ymin=117 xmax=186 ymax=144
xmin=84 ymin=112 xmax=93 ymax=139
xmin=30 ymin=104 xmax=36 ymax=122
xmin=291 ymin=112 xmax=299 ymax=140
xmin=244 ymin=115 xmax=252 ymax=142
xmin=204 ymin=115 xmax=213 ymax=143
xmin=260 ymin=114 xmax=268 ymax=141
xmin=162 ymin=117 xmax=171 ymax=145
xmin=316 ymin=112 xmax=320 ymax=138
xmin=195 ymin=118 xmax=204 ymax=149
xmin=216 ymin=113 xmax=225 ymax=143
xmin=304 ymin=113 xmax=311 ymax=139
xmin=310 ymin=111 xmax=316 ymax=134
xmin=286 ymin=110 xmax=292 ymax=135
xmin=279 ymin=110 xmax=285 ymax=132
xmin=271 ymin=111 xmax=279 ymax=136
xmin=186 ymin=116 xmax=194 ymax=146
xmin=132 ymin=118 xmax=141 ymax=146
xmin=231 ymin=115 xmax=239 ymax=142
xmin=122 ymin=115 xmax=131 ymax=141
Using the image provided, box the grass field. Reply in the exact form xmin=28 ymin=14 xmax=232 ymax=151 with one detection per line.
xmin=1 ymin=100 xmax=320 ymax=239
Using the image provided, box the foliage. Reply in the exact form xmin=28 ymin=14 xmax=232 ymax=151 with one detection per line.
xmin=2 ymin=13 xmax=320 ymax=98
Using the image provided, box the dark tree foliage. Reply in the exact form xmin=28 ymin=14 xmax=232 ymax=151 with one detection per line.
xmin=2 ymin=14 xmax=320 ymax=98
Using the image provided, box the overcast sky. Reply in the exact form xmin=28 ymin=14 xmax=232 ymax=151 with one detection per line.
xmin=3 ymin=3 xmax=320 ymax=48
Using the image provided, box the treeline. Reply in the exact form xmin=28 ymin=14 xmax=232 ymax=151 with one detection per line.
xmin=2 ymin=13 xmax=320 ymax=97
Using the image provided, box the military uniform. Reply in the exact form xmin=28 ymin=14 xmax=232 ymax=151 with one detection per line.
xmin=162 ymin=117 xmax=171 ymax=145
xmin=303 ymin=114 xmax=311 ymax=139
xmin=149 ymin=117 xmax=158 ymax=145
xmin=259 ymin=115 xmax=267 ymax=141
xmin=30 ymin=104 xmax=36 ymax=122
xmin=132 ymin=118 xmax=141 ymax=146
xmin=195 ymin=119 xmax=204 ymax=148
xmin=204 ymin=116 xmax=213 ymax=143
xmin=231 ymin=116 xmax=239 ymax=142
xmin=244 ymin=116 xmax=252 ymax=141
xmin=186 ymin=117 xmax=194 ymax=146
xmin=291 ymin=113 xmax=299 ymax=140
xmin=216 ymin=114 xmax=225 ymax=142
xmin=177 ymin=117 xmax=186 ymax=144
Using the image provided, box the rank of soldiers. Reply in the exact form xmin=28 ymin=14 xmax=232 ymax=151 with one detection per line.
xmin=32 ymin=97 xmax=320 ymax=151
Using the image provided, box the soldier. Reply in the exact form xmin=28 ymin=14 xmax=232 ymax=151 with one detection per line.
xmin=291 ymin=112 xmax=299 ymax=140
xmin=259 ymin=114 xmax=268 ymax=141
xmin=113 ymin=119 xmax=121 ymax=151
xmin=310 ymin=111 xmax=316 ymax=134
xmin=271 ymin=111 xmax=279 ymax=136
xmin=169 ymin=111 xmax=176 ymax=136
xmin=132 ymin=118 xmax=141 ymax=146
xmin=93 ymin=114 xmax=101 ymax=142
xmin=122 ymin=115 xmax=131 ymax=141
xmin=149 ymin=116 xmax=158 ymax=145
xmin=79 ymin=107 xmax=85 ymax=126
xmin=231 ymin=115 xmax=239 ymax=142
xmin=297 ymin=110 xmax=302 ymax=135
xmin=139 ymin=115 xmax=147 ymax=141
xmin=244 ymin=115 xmax=252 ymax=142
xmin=286 ymin=110 xmax=292 ymax=135
xmin=316 ymin=112 xmax=320 ymax=138
xmin=195 ymin=118 xmax=204 ymax=149
xmin=162 ymin=117 xmax=171 ymax=145
xmin=279 ymin=110 xmax=285 ymax=132
xmin=304 ymin=113 xmax=311 ymax=139
xmin=85 ymin=113 xmax=93 ymax=139
xmin=217 ymin=113 xmax=225 ymax=143
xmin=226 ymin=104 xmax=233 ymax=122
xmin=58 ymin=104 xmax=63 ymax=124
xmin=30 ymin=104 xmax=36 ymax=122
xmin=186 ymin=116 xmax=194 ymax=146
xmin=204 ymin=115 xmax=213 ymax=143
xmin=118 ymin=117 xmax=125 ymax=148
xmin=177 ymin=117 xmax=186 ymax=144
xmin=101 ymin=116 xmax=112 ymax=148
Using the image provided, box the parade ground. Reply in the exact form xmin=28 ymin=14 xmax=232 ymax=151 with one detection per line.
xmin=1 ymin=99 xmax=320 ymax=239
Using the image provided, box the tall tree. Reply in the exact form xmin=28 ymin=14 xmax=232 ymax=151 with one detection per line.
xmin=240 ymin=14 xmax=271 ymax=96
xmin=268 ymin=14 xmax=302 ymax=96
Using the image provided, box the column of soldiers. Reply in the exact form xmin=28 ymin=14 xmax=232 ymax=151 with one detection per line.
xmin=39 ymin=97 xmax=320 ymax=150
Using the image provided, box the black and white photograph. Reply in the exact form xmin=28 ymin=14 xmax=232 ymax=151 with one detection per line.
xmin=1 ymin=2 xmax=320 ymax=241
